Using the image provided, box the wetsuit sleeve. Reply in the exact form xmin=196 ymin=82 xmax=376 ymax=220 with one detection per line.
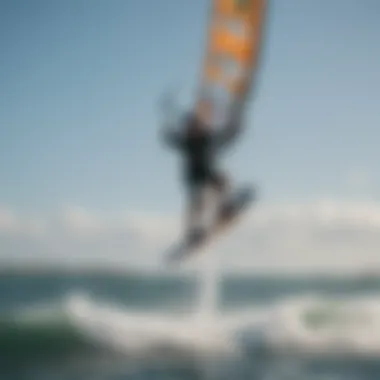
xmin=157 ymin=89 xmax=184 ymax=150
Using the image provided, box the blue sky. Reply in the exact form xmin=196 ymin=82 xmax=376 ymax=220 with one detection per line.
xmin=0 ymin=0 xmax=379 ymax=217
xmin=0 ymin=0 xmax=380 ymax=271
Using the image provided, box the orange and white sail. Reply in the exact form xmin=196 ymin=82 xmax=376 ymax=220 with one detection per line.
xmin=196 ymin=0 xmax=267 ymax=125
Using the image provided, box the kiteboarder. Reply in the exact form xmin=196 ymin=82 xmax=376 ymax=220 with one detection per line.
xmin=159 ymin=96 xmax=244 ymax=243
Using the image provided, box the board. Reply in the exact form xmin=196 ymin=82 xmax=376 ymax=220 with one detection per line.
xmin=164 ymin=185 xmax=256 ymax=265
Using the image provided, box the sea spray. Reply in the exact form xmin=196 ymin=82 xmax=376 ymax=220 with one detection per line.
xmin=197 ymin=247 xmax=220 ymax=317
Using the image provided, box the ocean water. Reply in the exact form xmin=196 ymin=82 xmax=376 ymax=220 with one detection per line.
xmin=1 ymin=265 xmax=380 ymax=380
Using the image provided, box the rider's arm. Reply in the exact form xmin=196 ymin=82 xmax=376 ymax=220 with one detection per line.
xmin=157 ymin=90 xmax=183 ymax=150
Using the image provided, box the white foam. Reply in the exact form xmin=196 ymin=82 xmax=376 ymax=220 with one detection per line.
xmin=65 ymin=292 xmax=237 ymax=358
xmin=196 ymin=247 xmax=220 ymax=317
xmin=7 ymin=286 xmax=380 ymax=361
xmin=64 ymin=291 xmax=380 ymax=360
xmin=261 ymin=294 xmax=380 ymax=358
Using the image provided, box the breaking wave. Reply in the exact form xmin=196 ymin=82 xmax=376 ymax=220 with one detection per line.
xmin=3 ymin=290 xmax=380 ymax=369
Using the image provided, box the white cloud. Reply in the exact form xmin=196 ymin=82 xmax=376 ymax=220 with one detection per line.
xmin=0 ymin=207 xmax=18 ymax=233
xmin=1 ymin=199 xmax=380 ymax=274
xmin=0 ymin=206 xmax=46 ymax=238
xmin=60 ymin=205 xmax=106 ymax=236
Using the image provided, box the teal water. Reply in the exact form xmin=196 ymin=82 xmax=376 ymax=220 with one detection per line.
xmin=1 ymin=270 xmax=380 ymax=379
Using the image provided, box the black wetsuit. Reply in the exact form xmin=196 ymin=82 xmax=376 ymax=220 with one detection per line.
xmin=162 ymin=115 xmax=240 ymax=196
xmin=160 ymin=109 xmax=243 ymax=240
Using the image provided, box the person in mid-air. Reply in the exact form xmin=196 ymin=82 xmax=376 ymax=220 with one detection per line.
xmin=159 ymin=95 xmax=244 ymax=243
